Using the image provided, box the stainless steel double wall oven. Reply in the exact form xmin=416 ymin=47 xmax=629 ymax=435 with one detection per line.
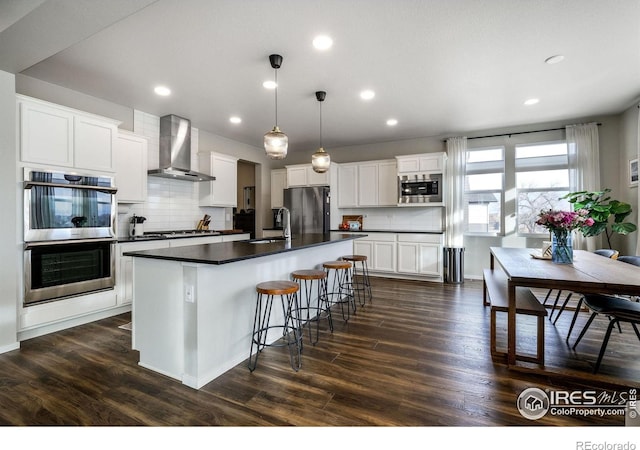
xmin=23 ymin=169 xmax=117 ymax=305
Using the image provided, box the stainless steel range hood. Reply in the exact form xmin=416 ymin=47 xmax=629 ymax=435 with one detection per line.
xmin=148 ymin=114 xmax=215 ymax=182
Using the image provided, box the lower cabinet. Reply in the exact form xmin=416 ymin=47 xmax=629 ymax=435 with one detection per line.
xmin=350 ymin=232 xmax=443 ymax=281
xmin=353 ymin=233 xmax=397 ymax=272
xmin=397 ymin=234 xmax=442 ymax=276
xmin=117 ymin=240 xmax=171 ymax=306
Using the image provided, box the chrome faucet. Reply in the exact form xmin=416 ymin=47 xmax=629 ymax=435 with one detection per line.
xmin=278 ymin=207 xmax=291 ymax=243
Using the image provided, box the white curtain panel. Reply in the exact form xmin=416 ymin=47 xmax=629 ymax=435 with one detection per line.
xmin=567 ymin=122 xmax=601 ymax=251
xmin=445 ymin=137 xmax=467 ymax=248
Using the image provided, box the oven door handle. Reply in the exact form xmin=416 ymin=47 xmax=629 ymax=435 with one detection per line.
xmin=23 ymin=180 xmax=118 ymax=194
xmin=24 ymin=238 xmax=117 ymax=249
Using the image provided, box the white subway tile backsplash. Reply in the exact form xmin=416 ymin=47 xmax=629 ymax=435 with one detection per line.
xmin=339 ymin=207 xmax=443 ymax=232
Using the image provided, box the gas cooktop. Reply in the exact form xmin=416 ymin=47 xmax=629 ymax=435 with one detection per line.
xmin=137 ymin=230 xmax=222 ymax=239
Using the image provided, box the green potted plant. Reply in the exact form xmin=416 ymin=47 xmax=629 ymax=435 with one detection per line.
xmin=563 ymin=189 xmax=637 ymax=249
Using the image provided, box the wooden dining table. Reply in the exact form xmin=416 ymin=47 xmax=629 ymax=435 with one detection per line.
xmin=489 ymin=246 xmax=640 ymax=366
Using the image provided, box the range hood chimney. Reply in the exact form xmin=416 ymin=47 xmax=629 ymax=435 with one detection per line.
xmin=148 ymin=114 xmax=215 ymax=182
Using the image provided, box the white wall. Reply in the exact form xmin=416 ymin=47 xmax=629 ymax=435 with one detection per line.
xmin=0 ymin=70 xmax=19 ymax=352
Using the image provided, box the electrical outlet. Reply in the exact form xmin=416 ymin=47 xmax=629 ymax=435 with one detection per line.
xmin=185 ymin=285 xmax=195 ymax=303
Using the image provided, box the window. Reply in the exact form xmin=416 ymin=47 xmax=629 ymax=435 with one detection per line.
xmin=515 ymin=141 xmax=570 ymax=235
xmin=464 ymin=147 xmax=504 ymax=234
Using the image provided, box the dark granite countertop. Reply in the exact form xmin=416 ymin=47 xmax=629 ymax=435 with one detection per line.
xmin=123 ymin=233 xmax=363 ymax=265
xmin=331 ymin=229 xmax=444 ymax=234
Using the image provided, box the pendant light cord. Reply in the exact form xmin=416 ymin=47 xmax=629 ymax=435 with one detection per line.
xmin=274 ymin=68 xmax=278 ymax=127
xmin=319 ymin=100 xmax=323 ymax=148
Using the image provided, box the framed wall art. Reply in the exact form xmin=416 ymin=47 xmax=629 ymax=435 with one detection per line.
xmin=629 ymin=158 xmax=638 ymax=187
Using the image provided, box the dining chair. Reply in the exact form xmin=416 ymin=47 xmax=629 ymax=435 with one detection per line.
xmin=549 ymin=249 xmax=619 ymax=325
xmin=569 ymin=293 xmax=640 ymax=373
xmin=566 ymin=254 xmax=637 ymax=342
xmin=615 ymin=255 xmax=640 ymax=302
xmin=617 ymin=255 xmax=640 ymax=267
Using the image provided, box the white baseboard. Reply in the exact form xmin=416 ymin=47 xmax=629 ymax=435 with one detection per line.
xmin=18 ymin=304 xmax=131 ymax=342
xmin=0 ymin=341 xmax=20 ymax=355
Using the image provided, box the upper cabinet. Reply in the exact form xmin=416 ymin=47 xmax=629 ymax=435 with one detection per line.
xmin=337 ymin=163 xmax=358 ymax=208
xmin=198 ymin=152 xmax=238 ymax=207
xmin=270 ymin=169 xmax=287 ymax=209
xmin=17 ymin=95 xmax=119 ymax=172
xmin=286 ymin=163 xmax=330 ymax=187
xmin=396 ymin=152 xmax=446 ymax=174
xmin=115 ymin=131 xmax=148 ymax=203
xmin=338 ymin=160 xmax=397 ymax=208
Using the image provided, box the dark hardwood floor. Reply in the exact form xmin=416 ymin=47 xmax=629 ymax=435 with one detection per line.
xmin=0 ymin=277 xmax=638 ymax=426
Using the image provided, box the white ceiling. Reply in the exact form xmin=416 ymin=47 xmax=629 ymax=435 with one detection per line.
xmin=2 ymin=0 xmax=639 ymax=152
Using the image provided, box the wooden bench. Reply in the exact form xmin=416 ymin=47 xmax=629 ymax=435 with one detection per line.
xmin=483 ymin=268 xmax=547 ymax=365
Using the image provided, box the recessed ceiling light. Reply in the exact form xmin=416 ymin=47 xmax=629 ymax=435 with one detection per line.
xmin=524 ymin=98 xmax=539 ymax=106
xmin=313 ymin=35 xmax=333 ymax=50
xmin=386 ymin=119 xmax=398 ymax=126
xmin=154 ymin=85 xmax=171 ymax=96
xmin=229 ymin=116 xmax=242 ymax=124
xmin=263 ymin=80 xmax=277 ymax=89
xmin=360 ymin=90 xmax=375 ymax=100
xmin=545 ymin=55 xmax=565 ymax=65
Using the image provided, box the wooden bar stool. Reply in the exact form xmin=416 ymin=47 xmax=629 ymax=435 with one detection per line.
xmin=322 ymin=260 xmax=356 ymax=322
xmin=291 ymin=269 xmax=333 ymax=345
xmin=341 ymin=254 xmax=372 ymax=307
xmin=248 ymin=280 xmax=302 ymax=372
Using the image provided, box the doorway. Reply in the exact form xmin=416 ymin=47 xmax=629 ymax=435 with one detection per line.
xmin=235 ymin=160 xmax=256 ymax=238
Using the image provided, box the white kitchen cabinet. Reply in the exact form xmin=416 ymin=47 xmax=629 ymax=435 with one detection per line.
xmin=357 ymin=163 xmax=378 ymax=206
xmin=337 ymin=163 xmax=358 ymax=208
xmin=396 ymin=234 xmax=443 ymax=277
xmin=353 ymin=239 xmax=374 ymax=263
xmin=168 ymin=236 xmax=223 ymax=247
xmin=357 ymin=160 xmax=397 ymax=207
xmin=74 ymin=115 xmax=117 ymax=172
xmin=286 ymin=164 xmax=330 ymax=187
xmin=199 ymin=152 xmax=238 ymax=207
xmin=378 ymin=160 xmax=398 ymax=206
xmin=373 ymin=241 xmax=397 ymax=272
xmin=307 ymin=166 xmax=330 ymax=186
xmin=353 ymin=233 xmax=396 ymax=272
xmin=270 ymin=169 xmax=287 ymax=209
xmin=18 ymin=95 xmax=119 ymax=172
xmin=222 ymin=233 xmax=250 ymax=242
xmin=287 ymin=165 xmax=308 ymax=187
xmin=117 ymin=240 xmax=171 ymax=306
xmin=19 ymin=98 xmax=73 ymax=167
xmin=351 ymin=232 xmax=443 ymax=280
xmin=115 ymin=131 xmax=148 ymax=203
xmin=396 ymin=152 xmax=446 ymax=174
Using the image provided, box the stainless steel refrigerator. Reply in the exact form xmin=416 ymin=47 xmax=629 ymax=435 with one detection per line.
xmin=283 ymin=186 xmax=330 ymax=236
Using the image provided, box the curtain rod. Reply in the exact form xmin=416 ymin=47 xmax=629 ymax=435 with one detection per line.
xmin=444 ymin=123 xmax=602 ymax=142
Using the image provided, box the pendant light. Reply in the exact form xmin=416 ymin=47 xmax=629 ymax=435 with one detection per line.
xmin=264 ymin=54 xmax=288 ymax=159
xmin=311 ymin=90 xmax=330 ymax=173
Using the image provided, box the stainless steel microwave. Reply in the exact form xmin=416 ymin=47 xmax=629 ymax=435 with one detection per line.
xmin=398 ymin=173 xmax=443 ymax=204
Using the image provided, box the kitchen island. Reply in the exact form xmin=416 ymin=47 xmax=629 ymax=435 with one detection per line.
xmin=124 ymin=233 xmax=361 ymax=389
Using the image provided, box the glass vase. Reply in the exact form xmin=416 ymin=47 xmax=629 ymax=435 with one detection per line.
xmin=551 ymin=230 xmax=573 ymax=264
